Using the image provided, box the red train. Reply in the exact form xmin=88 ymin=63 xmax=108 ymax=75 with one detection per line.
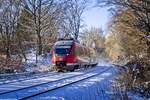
xmin=51 ymin=38 xmax=97 ymax=71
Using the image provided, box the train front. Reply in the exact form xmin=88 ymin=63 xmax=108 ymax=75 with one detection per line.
xmin=51 ymin=39 xmax=76 ymax=71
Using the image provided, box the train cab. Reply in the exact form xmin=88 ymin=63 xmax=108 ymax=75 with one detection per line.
xmin=51 ymin=38 xmax=97 ymax=71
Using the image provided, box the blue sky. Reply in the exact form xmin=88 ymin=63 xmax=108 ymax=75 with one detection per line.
xmin=82 ymin=1 xmax=110 ymax=34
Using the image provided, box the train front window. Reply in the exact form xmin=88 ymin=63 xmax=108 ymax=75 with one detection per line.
xmin=55 ymin=41 xmax=73 ymax=46
xmin=55 ymin=46 xmax=70 ymax=55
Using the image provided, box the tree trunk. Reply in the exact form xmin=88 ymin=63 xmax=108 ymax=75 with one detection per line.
xmin=38 ymin=34 xmax=42 ymax=55
xmin=147 ymin=27 xmax=150 ymax=60
xmin=37 ymin=0 xmax=42 ymax=55
xmin=147 ymin=39 xmax=150 ymax=61
xmin=6 ymin=46 xmax=10 ymax=58
xmin=6 ymin=26 xmax=11 ymax=58
xmin=75 ymin=28 xmax=79 ymax=40
xmin=18 ymin=40 xmax=27 ymax=62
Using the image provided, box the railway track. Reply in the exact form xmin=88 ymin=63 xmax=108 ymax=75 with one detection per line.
xmin=0 ymin=72 xmax=34 ymax=84
xmin=0 ymin=66 xmax=112 ymax=100
xmin=0 ymin=66 xmax=99 ymax=94
xmin=0 ymin=71 xmax=58 ymax=85
xmin=22 ymin=67 xmax=112 ymax=100
xmin=0 ymin=65 xmax=97 ymax=85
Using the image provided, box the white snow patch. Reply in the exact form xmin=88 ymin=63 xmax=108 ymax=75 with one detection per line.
xmin=128 ymin=92 xmax=147 ymax=100
xmin=97 ymin=58 xmax=113 ymax=67
xmin=22 ymin=50 xmax=52 ymax=72
xmin=27 ymin=67 xmax=117 ymax=100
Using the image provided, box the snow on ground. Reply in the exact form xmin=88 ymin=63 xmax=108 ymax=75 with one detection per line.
xmin=0 ymin=66 xmax=112 ymax=100
xmin=1 ymin=52 xmax=148 ymax=100
xmin=97 ymin=58 xmax=113 ymax=67
xmin=28 ymin=64 xmax=147 ymax=100
xmin=0 ymin=50 xmax=52 ymax=83
xmin=22 ymin=50 xmax=52 ymax=72
xmin=127 ymin=92 xmax=147 ymax=100
xmin=26 ymin=66 xmax=118 ymax=100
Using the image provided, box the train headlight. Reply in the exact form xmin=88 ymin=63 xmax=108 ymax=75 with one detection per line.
xmin=59 ymin=58 xmax=63 ymax=61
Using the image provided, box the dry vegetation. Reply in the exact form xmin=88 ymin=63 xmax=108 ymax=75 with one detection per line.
xmin=98 ymin=0 xmax=150 ymax=97
xmin=0 ymin=0 xmax=88 ymax=73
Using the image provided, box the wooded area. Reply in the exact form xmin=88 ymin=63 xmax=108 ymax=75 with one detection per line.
xmin=97 ymin=0 xmax=150 ymax=97
xmin=0 ymin=0 xmax=149 ymax=97
xmin=0 ymin=0 xmax=90 ymax=73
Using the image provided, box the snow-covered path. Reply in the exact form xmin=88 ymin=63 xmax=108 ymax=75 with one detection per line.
xmin=28 ymin=66 xmax=117 ymax=100
xmin=0 ymin=65 xmax=118 ymax=100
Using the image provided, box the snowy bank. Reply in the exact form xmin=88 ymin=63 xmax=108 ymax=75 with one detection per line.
xmin=22 ymin=50 xmax=52 ymax=72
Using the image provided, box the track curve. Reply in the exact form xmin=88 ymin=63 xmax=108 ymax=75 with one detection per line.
xmin=0 ymin=66 xmax=112 ymax=100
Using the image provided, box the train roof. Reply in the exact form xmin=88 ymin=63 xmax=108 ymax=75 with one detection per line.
xmin=55 ymin=38 xmax=80 ymax=46
xmin=55 ymin=40 xmax=74 ymax=46
xmin=57 ymin=38 xmax=74 ymax=41
xmin=58 ymin=38 xmax=79 ymax=42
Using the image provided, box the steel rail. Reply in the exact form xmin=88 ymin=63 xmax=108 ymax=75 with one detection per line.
xmin=20 ymin=67 xmax=112 ymax=100
xmin=0 ymin=66 xmax=98 ymax=95
xmin=0 ymin=71 xmax=58 ymax=85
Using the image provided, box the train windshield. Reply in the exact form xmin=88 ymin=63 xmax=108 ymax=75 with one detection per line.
xmin=55 ymin=46 xmax=71 ymax=55
xmin=55 ymin=40 xmax=73 ymax=46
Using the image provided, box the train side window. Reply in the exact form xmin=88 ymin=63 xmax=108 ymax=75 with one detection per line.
xmin=75 ymin=45 xmax=79 ymax=56
xmin=80 ymin=46 xmax=83 ymax=56
xmin=78 ymin=46 xmax=82 ymax=56
xmin=82 ymin=48 xmax=85 ymax=56
xmin=81 ymin=48 xmax=84 ymax=56
xmin=80 ymin=47 xmax=83 ymax=56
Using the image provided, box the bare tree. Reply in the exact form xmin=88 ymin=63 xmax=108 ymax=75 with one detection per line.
xmin=0 ymin=0 xmax=21 ymax=58
xmin=102 ymin=2 xmax=150 ymax=95
xmin=82 ymin=27 xmax=104 ymax=48
xmin=16 ymin=9 xmax=35 ymax=61
xmin=97 ymin=0 xmax=150 ymax=60
xmin=81 ymin=27 xmax=105 ymax=58
xmin=21 ymin=0 xmax=57 ymax=56
xmin=62 ymin=0 xmax=88 ymax=39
